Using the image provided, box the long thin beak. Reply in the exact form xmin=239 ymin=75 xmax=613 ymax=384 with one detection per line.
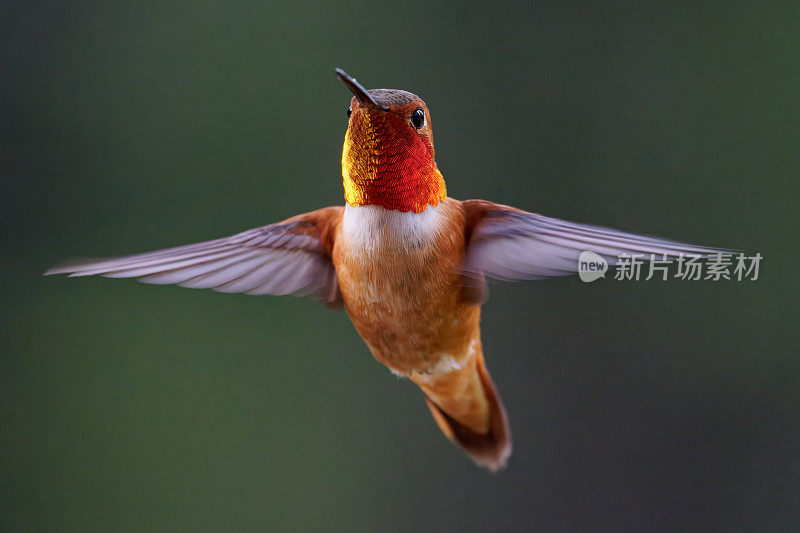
xmin=335 ymin=68 xmax=388 ymax=111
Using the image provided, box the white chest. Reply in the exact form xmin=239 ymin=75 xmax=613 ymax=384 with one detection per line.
xmin=340 ymin=203 xmax=448 ymax=255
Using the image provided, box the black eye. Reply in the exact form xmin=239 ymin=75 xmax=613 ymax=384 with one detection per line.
xmin=411 ymin=108 xmax=425 ymax=129
xmin=347 ymin=106 xmax=352 ymax=118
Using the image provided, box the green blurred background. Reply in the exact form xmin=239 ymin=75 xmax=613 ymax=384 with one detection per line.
xmin=3 ymin=2 xmax=798 ymax=531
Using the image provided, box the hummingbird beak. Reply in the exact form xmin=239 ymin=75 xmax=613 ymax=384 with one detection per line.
xmin=335 ymin=68 xmax=388 ymax=111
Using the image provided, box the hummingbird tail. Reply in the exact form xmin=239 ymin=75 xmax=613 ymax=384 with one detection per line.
xmin=420 ymin=351 xmax=512 ymax=472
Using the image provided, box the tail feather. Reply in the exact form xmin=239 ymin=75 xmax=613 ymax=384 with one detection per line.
xmin=418 ymin=351 xmax=512 ymax=472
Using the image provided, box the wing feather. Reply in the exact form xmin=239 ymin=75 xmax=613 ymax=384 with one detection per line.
xmin=462 ymin=200 xmax=733 ymax=283
xmin=46 ymin=207 xmax=344 ymax=308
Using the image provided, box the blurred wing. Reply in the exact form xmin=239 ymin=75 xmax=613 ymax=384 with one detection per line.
xmin=46 ymin=206 xmax=344 ymax=308
xmin=462 ymin=200 xmax=732 ymax=282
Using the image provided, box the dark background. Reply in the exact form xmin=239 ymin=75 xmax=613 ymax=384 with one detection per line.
xmin=3 ymin=2 xmax=798 ymax=531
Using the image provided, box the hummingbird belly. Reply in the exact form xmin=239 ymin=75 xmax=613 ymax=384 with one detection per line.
xmin=334 ymin=200 xmax=479 ymax=376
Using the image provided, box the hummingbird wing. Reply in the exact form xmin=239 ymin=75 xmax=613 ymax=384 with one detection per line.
xmin=461 ymin=199 xmax=732 ymax=286
xmin=45 ymin=206 xmax=344 ymax=309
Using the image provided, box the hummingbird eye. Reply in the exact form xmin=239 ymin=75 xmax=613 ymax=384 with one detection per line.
xmin=411 ymin=108 xmax=425 ymax=129
xmin=347 ymin=106 xmax=352 ymax=118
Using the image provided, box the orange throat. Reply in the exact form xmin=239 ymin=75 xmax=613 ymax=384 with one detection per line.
xmin=341 ymin=112 xmax=446 ymax=213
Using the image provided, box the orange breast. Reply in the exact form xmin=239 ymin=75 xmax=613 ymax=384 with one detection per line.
xmin=332 ymin=198 xmax=479 ymax=375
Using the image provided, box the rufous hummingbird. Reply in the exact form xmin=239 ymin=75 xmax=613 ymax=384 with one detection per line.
xmin=47 ymin=69 xmax=729 ymax=471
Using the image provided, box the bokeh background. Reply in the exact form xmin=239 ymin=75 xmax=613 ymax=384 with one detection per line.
xmin=3 ymin=2 xmax=798 ymax=531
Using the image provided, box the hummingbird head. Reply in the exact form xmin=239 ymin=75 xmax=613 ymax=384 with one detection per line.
xmin=336 ymin=68 xmax=446 ymax=213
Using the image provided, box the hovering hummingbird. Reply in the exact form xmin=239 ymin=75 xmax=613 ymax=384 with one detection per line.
xmin=47 ymin=69 xmax=728 ymax=471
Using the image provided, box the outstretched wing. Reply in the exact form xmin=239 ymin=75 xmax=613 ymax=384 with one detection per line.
xmin=45 ymin=206 xmax=344 ymax=308
xmin=461 ymin=199 xmax=732 ymax=286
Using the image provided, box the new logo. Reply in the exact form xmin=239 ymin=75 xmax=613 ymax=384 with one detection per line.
xmin=578 ymin=251 xmax=608 ymax=283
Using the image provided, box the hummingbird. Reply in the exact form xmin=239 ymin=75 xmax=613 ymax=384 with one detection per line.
xmin=47 ymin=69 xmax=729 ymax=471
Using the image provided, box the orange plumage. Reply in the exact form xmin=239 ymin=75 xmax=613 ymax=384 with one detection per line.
xmin=333 ymin=197 xmax=511 ymax=469
xmin=335 ymin=74 xmax=511 ymax=468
